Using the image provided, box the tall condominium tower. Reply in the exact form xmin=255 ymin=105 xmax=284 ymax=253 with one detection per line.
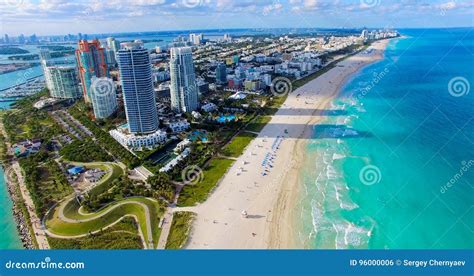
xmin=189 ymin=33 xmax=203 ymax=45
xmin=116 ymin=41 xmax=159 ymax=134
xmin=90 ymin=77 xmax=118 ymax=119
xmin=169 ymin=47 xmax=199 ymax=113
xmin=215 ymin=62 xmax=227 ymax=84
xmin=43 ymin=64 xmax=82 ymax=99
xmin=105 ymin=37 xmax=120 ymax=67
xmin=40 ymin=49 xmax=81 ymax=100
xmin=75 ymin=39 xmax=109 ymax=102
xmin=106 ymin=37 xmax=120 ymax=53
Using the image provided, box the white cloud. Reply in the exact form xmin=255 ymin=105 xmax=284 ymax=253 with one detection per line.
xmin=1 ymin=0 xmax=473 ymax=35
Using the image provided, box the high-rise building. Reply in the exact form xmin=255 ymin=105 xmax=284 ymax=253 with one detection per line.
xmin=223 ymin=33 xmax=232 ymax=42
xmin=105 ymin=48 xmax=116 ymax=67
xmin=361 ymin=29 xmax=369 ymax=40
xmin=29 ymin=34 xmax=37 ymax=43
xmin=90 ymin=77 xmax=118 ymax=119
xmin=106 ymin=37 xmax=120 ymax=53
xmin=42 ymin=61 xmax=81 ymax=100
xmin=189 ymin=33 xmax=203 ymax=45
xmin=4 ymin=34 xmax=9 ymax=44
xmin=169 ymin=47 xmax=199 ymax=113
xmin=105 ymin=37 xmax=120 ymax=67
xmin=18 ymin=34 xmax=25 ymax=44
xmin=117 ymin=41 xmax=159 ymax=134
xmin=75 ymin=39 xmax=109 ymax=102
xmin=215 ymin=62 xmax=227 ymax=85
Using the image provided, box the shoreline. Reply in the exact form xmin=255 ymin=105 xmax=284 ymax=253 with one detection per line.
xmin=271 ymin=39 xmax=392 ymax=248
xmin=0 ymin=114 xmax=40 ymax=249
xmin=0 ymin=112 xmax=29 ymax=249
xmin=185 ymin=39 xmax=392 ymax=249
xmin=0 ymin=114 xmax=34 ymax=249
xmin=2 ymin=164 xmax=35 ymax=249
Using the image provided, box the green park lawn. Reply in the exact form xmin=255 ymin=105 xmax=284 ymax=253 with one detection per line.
xmin=44 ymin=161 xmax=163 ymax=248
xmin=45 ymin=197 xmax=163 ymax=248
xmin=222 ymin=132 xmax=257 ymax=158
xmin=165 ymin=212 xmax=195 ymax=249
xmin=178 ymin=158 xmax=234 ymax=206
xmin=48 ymin=217 xmax=143 ymax=249
xmin=245 ymin=115 xmax=271 ymax=133
xmin=67 ymin=161 xmax=124 ymax=197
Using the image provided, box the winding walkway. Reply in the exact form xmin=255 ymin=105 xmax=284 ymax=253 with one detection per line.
xmin=42 ymin=161 xmax=160 ymax=249
xmin=45 ymin=197 xmax=157 ymax=249
xmin=62 ymin=200 xmax=153 ymax=248
xmin=45 ymin=214 xmax=148 ymax=249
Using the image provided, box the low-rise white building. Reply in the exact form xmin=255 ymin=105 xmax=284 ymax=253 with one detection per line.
xmin=192 ymin=111 xmax=202 ymax=119
xmin=174 ymin=139 xmax=191 ymax=153
xmin=229 ymin=92 xmax=247 ymax=100
xmin=159 ymin=148 xmax=191 ymax=173
xmin=262 ymin=74 xmax=272 ymax=86
xmin=167 ymin=120 xmax=190 ymax=133
xmin=201 ymin=102 xmax=217 ymax=112
xmin=110 ymin=127 xmax=167 ymax=151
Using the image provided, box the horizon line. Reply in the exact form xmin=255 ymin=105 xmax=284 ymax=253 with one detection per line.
xmin=3 ymin=26 xmax=474 ymax=38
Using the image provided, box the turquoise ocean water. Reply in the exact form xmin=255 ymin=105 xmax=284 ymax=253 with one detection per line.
xmin=299 ymin=28 xmax=474 ymax=249
xmin=0 ymin=167 xmax=23 ymax=249
xmin=0 ymin=100 xmax=23 ymax=249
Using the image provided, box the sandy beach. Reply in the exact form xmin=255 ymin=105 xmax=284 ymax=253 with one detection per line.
xmin=185 ymin=39 xmax=391 ymax=249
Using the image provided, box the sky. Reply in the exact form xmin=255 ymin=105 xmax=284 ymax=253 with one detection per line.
xmin=0 ymin=0 xmax=473 ymax=36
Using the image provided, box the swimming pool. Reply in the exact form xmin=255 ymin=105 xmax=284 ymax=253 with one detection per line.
xmin=216 ymin=115 xmax=236 ymax=123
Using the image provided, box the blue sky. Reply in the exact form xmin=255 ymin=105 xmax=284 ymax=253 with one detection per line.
xmin=1 ymin=0 xmax=473 ymax=36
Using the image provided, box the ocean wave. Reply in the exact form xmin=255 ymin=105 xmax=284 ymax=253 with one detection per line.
xmin=333 ymin=221 xmax=371 ymax=249
xmin=343 ymin=129 xmax=360 ymax=137
xmin=332 ymin=153 xmax=346 ymax=160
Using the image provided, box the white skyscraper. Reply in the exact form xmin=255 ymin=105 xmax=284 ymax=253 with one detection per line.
xmin=117 ymin=41 xmax=159 ymax=134
xmin=90 ymin=77 xmax=118 ymax=119
xmin=41 ymin=53 xmax=81 ymax=100
xmin=189 ymin=33 xmax=203 ymax=45
xmin=169 ymin=47 xmax=199 ymax=113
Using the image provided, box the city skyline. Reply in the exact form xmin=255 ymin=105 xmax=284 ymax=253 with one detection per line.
xmin=1 ymin=0 xmax=473 ymax=36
